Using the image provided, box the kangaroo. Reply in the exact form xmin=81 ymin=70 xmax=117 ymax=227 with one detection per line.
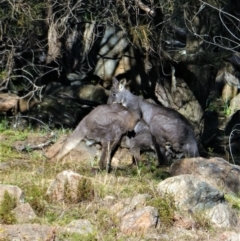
xmin=108 ymin=77 xmax=199 ymax=165
xmin=49 ymin=103 xmax=140 ymax=172
xmin=122 ymin=118 xmax=183 ymax=165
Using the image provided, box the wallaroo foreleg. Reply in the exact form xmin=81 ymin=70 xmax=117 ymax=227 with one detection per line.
xmin=99 ymin=138 xmax=121 ymax=172
xmin=152 ymin=136 xmax=168 ymax=166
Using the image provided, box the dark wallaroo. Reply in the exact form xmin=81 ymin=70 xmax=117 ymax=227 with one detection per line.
xmin=108 ymin=77 xmax=199 ymax=165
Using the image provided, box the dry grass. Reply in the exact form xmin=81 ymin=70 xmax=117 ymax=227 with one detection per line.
xmin=0 ymin=120 xmax=238 ymax=240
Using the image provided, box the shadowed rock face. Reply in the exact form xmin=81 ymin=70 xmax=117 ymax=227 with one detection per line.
xmin=108 ymin=77 xmax=199 ymax=165
xmin=49 ymin=103 xmax=140 ymax=172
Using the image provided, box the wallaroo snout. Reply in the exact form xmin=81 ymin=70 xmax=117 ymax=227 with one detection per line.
xmin=49 ymin=103 xmax=140 ymax=172
xmin=108 ymin=77 xmax=199 ymax=165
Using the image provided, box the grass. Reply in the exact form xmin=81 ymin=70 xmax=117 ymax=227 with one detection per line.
xmin=0 ymin=118 xmax=238 ymax=240
xmin=0 ymin=191 xmax=17 ymax=224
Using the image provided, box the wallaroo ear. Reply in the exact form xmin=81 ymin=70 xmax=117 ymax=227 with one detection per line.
xmin=118 ymin=79 xmax=127 ymax=91
xmin=112 ymin=77 xmax=119 ymax=87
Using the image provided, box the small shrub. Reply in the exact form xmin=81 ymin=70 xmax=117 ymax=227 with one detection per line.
xmin=0 ymin=191 xmax=17 ymax=224
xmin=64 ymin=178 xmax=94 ymax=204
xmin=191 ymin=210 xmax=212 ymax=230
xmin=147 ymin=193 xmax=176 ymax=226
xmin=77 ymin=178 xmax=95 ymax=202
xmin=24 ymin=185 xmax=47 ymax=216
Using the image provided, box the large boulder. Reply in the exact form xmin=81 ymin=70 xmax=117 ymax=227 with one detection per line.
xmin=170 ymin=157 xmax=240 ymax=194
xmin=157 ymin=174 xmax=224 ymax=210
xmin=157 ymin=174 xmax=238 ymax=228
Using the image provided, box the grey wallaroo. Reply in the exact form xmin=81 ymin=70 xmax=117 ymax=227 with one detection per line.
xmin=107 ymin=77 xmax=199 ymax=165
xmin=49 ymin=103 xmax=140 ymax=172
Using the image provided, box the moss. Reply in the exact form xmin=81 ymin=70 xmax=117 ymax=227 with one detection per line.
xmin=0 ymin=191 xmax=17 ymax=224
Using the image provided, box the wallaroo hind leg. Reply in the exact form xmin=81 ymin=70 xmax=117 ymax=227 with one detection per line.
xmin=50 ymin=126 xmax=84 ymax=161
xmin=130 ymin=146 xmax=141 ymax=167
xmin=182 ymin=142 xmax=199 ymax=158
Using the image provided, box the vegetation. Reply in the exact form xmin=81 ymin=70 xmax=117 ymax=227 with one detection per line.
xmin=0 ymin=191 xmax=17 ymax=224
xmin=1 ymin=0 xmax=240 ymax=239
xmin=147 ymin=192 xmax=176 ymax=226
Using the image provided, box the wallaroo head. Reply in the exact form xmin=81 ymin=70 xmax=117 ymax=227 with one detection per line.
xmin=107 ymin=77 xmax=129 ymax=106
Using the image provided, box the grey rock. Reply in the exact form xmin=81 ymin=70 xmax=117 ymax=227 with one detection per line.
xmin=64 ymin=219 xmax=94 ymax=236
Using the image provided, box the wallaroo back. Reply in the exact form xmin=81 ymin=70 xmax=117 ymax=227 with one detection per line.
xmin=108 ymin=77 xmax=199 ymax=164
xmin=49 ymin=103 xmax=140 ymax=172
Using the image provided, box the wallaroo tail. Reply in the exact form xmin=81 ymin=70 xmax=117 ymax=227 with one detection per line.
xmin=50 ymin=103 xmax=140 ymax=172
xmin=108 ymin=77 xmax=199 ymax=165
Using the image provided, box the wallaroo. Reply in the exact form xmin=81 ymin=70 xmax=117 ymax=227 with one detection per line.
xmin=49 ymin=103 xmax=140 ymax=172
xmin=122 ymin=119 xmax=182 ymax=165
xmin=107 ymin=77 xmax=199 ymax=165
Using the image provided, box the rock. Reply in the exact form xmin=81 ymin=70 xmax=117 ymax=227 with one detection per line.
xmin=170 ymin=157 xmax=240 ymax=194
xmin=111 ymin=148 xmax=133 ymax=167
xmin=92 ymin=26 xmax=131 ymax=87
xmin=0 ymin=184 xmax=24 ymax=205
xmin=219 ymin=231 xmax=240 ymax=241
xmin=120 ymin=206 xmax=159 ymax=235
xmin=229 ymin=92 xmax=240 ymax=114
xmin=155 ymin=77 xmax=203 ymax=135
xmin=46 ymin=170 xmax=94 ymax=203
xmin=157 ymin=174 xmax=224 ymax=210
xmin=76 ymin=84 xmax=109 ymax=103
xmin=205 ymin=203 xmax=238 ymax=228
xmin=64 ymin=219 xmax=94 ymax=236
xmin=157 ymin=174 xmax=238 ymax=228
xmin=0 ymin=224 xmax=55 ymax=241
xmin=111 ymin=194 xmax=151 ymax=217
xmin=0 ymin=93 xmax=18 ymax=112
xmin=12 ymin=203 xmax=37 ymax=223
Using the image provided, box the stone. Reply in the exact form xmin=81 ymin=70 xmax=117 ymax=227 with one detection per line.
xmin=170 ymin=157 xmax=240 ymax=194
xmin=0 ymin=224 xmax=55 ymax=241
xmin=229 ymin=93 xmax=240 ymax=114
xmin=219 ymin=231 xmax=240 ymax=241
xmin=120 ymin=206 xmax=159 ymax=235
xmin=12 ymin=203 xmax=37 ymax=223
xmin=157 ymin=174 xmax=224 ymax=210
xmin=46 ymin=170 xmax=93 ymax=203
xmin=205 ymin=203 xmax=238 ymax=228
xmin=157 ymin=174 xmax=239 ymax=228
xmin=111 ymin=194 xmax=151 ymax=217
xmin=64 ymin=219 xmax=94 ymax=236
xmin=0 ymin=184 xmax=24 ymax=205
